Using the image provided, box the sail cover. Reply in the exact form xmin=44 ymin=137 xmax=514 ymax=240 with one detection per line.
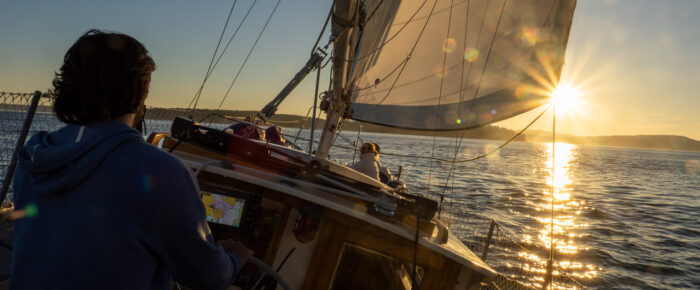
xmin=348 ymin=0 xmax=576 ymax=130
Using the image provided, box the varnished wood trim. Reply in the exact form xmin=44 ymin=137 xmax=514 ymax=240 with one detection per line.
xmin=302 ymin=220 xmax=348 ymax=290
xmin=263 ymin=205 xmax=291 ymax=265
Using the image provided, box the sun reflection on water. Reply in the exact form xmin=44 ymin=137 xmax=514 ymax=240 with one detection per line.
xmin=516 ymin=142 xmax=600 ymax=288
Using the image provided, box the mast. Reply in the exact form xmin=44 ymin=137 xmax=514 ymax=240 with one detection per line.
xmin=315 ymin=0 xmax=361 ymax=159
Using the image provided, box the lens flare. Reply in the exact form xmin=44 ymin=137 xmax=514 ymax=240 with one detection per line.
xmin=142 ymin=174 xmax=152 ymax=192
xmin=444 ymin=110 xmax=458 ymax=124
xmin=434 ymin=64 xmax=448 ymax=78
xmin=464 ymin=47 xmax=479 ymax=62
xmin=10 ymin=203 xmax=38 ymax=220
xmin=442 ymin=38 xmax=457 ymax=53
xmin=522 ymin=25 xmax=539 ymax=46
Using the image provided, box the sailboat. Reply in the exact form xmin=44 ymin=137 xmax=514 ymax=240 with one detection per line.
xmin=144 ymin=0 xmax=577 ymax=289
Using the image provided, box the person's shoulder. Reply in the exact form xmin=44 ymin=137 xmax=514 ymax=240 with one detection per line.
xmin=111 ymin=141 xmax=199 ymax=195
xmin=113 ymin=141 xmax=190 ymax=172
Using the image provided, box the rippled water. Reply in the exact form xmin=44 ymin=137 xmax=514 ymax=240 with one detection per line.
xmin=319 ymin=131 xmax=700 ymax=289
xmin=2 ymin=117 xmax=699 ymax=289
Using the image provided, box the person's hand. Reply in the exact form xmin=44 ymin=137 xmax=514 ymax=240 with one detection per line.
xmin=217 ymin=239 xmax=254 ymax=265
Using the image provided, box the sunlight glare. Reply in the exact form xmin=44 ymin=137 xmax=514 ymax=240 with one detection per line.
xmin=550 ymin=82 xmax=583 ymax=114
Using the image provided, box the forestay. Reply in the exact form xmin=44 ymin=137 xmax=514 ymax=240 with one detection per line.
xmin=348 ymin=0 xmax=576 ymax=130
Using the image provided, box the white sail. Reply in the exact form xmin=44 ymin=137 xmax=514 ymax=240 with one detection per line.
xmin=348 ymin=0 xmax=576 ymax=130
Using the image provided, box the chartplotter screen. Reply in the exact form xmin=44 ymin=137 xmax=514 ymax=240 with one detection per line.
xmin=201 ymin=191 xmax=246 ymax=228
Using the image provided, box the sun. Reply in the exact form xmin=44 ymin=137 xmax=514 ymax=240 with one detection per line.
xmin=550 ymin=82 xmax=582 ymax=114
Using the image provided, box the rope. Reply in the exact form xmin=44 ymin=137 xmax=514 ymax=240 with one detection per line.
xmin=189 ymin=0 xmax=238 ymax=113
xmin=216 ymin=0 xmax=282 ymax=111
xmin=365 ymin=0 xmax=440 ymax=115
xmin=279 ymin=104 xmax=548 ymax=165
xmin=341 ymin=0 xmax=429 ymax=63
xmin=365 ymin=0 xmax=386 ymax=24
xmin=378 ymin=105 xmax=549 ymax=163
xmin=429 ymin=0 xmax=457 ymax=209
xmin=335 ymin=131 xmax=358 ymax=149
xmin=310 ymin=0 xmax=335 ymax=54
xmin=438 ymin=1 xmax=474 ymax=220
xmin=546 ymin=104 xmax=556 ymax=290
xmin=446 ymin=0 xmax=472 ymax=224
xmin=292 ymin=106 xmax=314 ymax=144
xmin=441 ymin=0 xmax=504 ymax=216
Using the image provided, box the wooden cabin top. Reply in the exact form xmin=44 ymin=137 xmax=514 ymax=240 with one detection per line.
xmin=149 ymin=132 xmax=497 ymax=289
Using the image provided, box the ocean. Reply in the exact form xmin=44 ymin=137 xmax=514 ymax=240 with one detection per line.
xmin=318 ymin=131 xmax=700 ymax=289
xmin=1 ymin=115 xmax=699 ymax=289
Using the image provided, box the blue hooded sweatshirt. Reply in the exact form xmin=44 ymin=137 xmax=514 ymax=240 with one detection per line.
xmin=11 ymin=121 xmax=241 ymax=290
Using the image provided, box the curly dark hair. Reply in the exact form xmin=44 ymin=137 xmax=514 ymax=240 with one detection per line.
xmin=51 ymin=29 xmax=156 ymax=125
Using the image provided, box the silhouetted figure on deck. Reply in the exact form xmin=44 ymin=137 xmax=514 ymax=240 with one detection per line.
xmin=370 ymin=143 xmax=394 ymax=184
xmin=225 ymin=117 xmax=265 ymax=141
xmin=351 ymin=143 xmax=380 ymax=180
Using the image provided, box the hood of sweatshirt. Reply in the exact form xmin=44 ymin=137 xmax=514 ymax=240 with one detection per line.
xmin=16 ymin=121 xmax=144 ymax=195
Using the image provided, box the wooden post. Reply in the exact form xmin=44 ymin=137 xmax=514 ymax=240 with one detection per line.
xmin=1 ymin=91 xmax=42 ymax=203
xmin=481 ymin=220 xmax=496 ymax=261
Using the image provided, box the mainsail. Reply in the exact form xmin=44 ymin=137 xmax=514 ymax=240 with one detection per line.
xmin=347 ymin=0 xmax=576 ymax=130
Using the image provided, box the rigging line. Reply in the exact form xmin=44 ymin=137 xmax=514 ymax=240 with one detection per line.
xmin=279 ymin=133 xmax=357 ymax=152
xmin=293 ymin=106 xmax=314 ymax=144
xmin=331 ymin=118 xmax=347 ymax=149
xmin=356 ymin=60 xmax=461 ymax=92
xmin=336 ymin=131 xmax=358 ymax=148
xmin=364 ymin=0 xmax=385 ymax=24
xmin=320 ymin=55 xmax=333 ymax=69
xmin=392 ymin=0 xmax=468 ymax=27
xmin=356 ymin=0 xmax=487 ymax=95
xmin=440 ymin=0 xmax=492 ymax=211
xmin=216 ymin=0 xmax=282 ymax=112
xmin=544 ymin=0 xmax=558 ymax=28
xmin=310 ymin=0 xmax=335 ymax=54
xmin=188 ymin=0 xmax=238 ymax=112
xmin=363 ymin=0 xmax=547 ymax=108
xmin=309 ymin=62 xmax=322 ymax=155
xmin=426 ymin=133 xmax=438 ymax=197
xmin=430 ymin=0 xmax=456 ymax=212
xmin=341 ymin=0 xmax=429 ymax=64
xmin=547 ymin=104 xmax=556 ymax=290
xmin=461 ymin=0 xmax=499 ymax=116
xmin=204 ymin=0 xmax=260 ymax=86
xmin=307 ymin=101 xmax=325 ymax=152
xmin=189 ymin=0 xmax=259 ymax=111
xmin=212 ymin=0 xmax=258 ymax=76
xmin=347 ymin=0 xmax=472 ymax=92
xmin=387 ymin=0 xmax=548 ymax=109
xmin=381 ymin=105 xmax=549 ymax=163
xmin=365 ymin=0 xmax=441 ymax=111
xmin=443 ymin=0 xmax=471 ymax=220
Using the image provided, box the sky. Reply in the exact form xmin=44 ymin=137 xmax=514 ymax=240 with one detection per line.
xmin=1 ymin=0 xmax=698 ymax=139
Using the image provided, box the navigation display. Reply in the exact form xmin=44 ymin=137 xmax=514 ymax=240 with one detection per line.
xmin=201 ymin=191 xmax=246 ymax=228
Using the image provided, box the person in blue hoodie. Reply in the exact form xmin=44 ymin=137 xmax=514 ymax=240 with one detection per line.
xmin=10 ymin=30 xmax=251 ymax=290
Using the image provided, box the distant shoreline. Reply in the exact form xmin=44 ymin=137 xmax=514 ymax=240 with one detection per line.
xmin=143 ymin=107 xmax=700 ymax=152
xmin=3 ymin=107 xmax=697 ymax=152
